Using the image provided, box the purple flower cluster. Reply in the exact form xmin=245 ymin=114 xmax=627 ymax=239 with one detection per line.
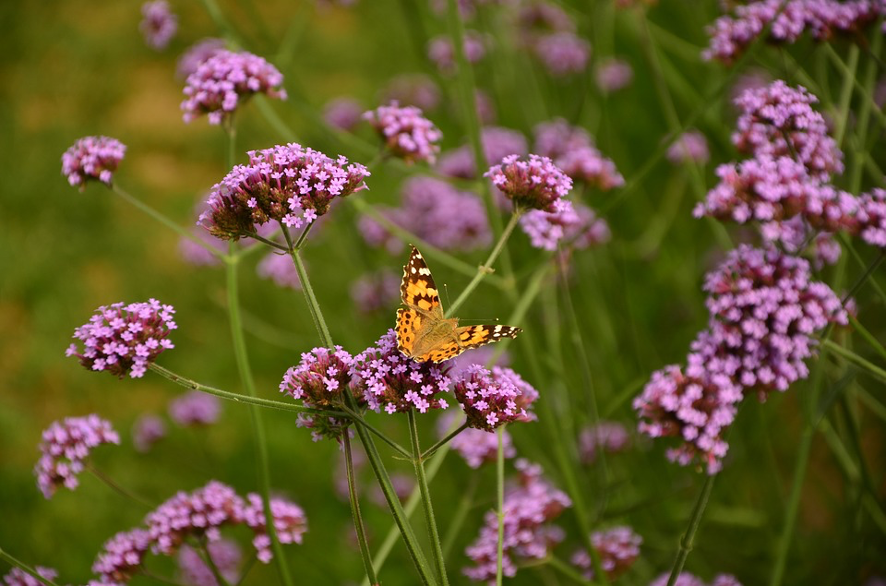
xmin=200 ymin=143 xmax=369 ymax=240
xmin=381 ymin=74 xmax=441 ymax=112
xmin=66 ymin=299 xmax=176 ymax=379
xmin=704 ymin=0 xmax=883 ymax=64
xmin=358 ymin=176 xmax=491 ymax=253
xmin=427 ymin=32 xmax=486 ymax=74
xmin=181 ymin=50 xmax=286 ymax=125
xmin=578 ymin=421 xmax=630 ymax=464
xmin=634 ymin=365 xmax=742 ymax=474
xmin=571 ymin=526 xmax=642 ymax=581
xmin=596 ymin=58 xmax=633 ymax=93
xmin=280 ymin=346 xmax=362 ymax=442
xmin=92 ymin=481 xmax=307 ymax=583
xmin=694 ymin=245 xmax=847 ymax=396
xmin=519 ymin=199 xmax=610 ymax=251
xmin=437 ymin=126 xmax=528 ymax=179
xmin=350 ymin=330 xmax=452 ymax=414
xmin=651 ymin=571 xmax=742 ymax=585
xmin=485 ymin=154 xmax=573 ymax=212
xmin=533 ymin=32 xmax=591 ymax=76
xmin=257 ymin=252 xmax=303 ymax=290
xmin=61 ymin=136 xmax=127 ymax=190
xmin=132 ymin=414 xmax=166 ymax=453
xmin=439 ymin=412 xmax=516 ymax=468
xmin=168 ymin=391 xmax=221 ymax=427
xmin=733 ymin=81 xmax=842 ymax=179
xmin=140 ymin=1 xmax=177 ymax=50
xmin=533 ymin=119 xmax=624 ymax=190
xmin=667 ymin=131 xmax=710 ymax=165
xmin=34 ymin=415 xmax=120 ymax=499
xmin=453 ymin=365 xmax=539 ymax=431
xmin=363 ymin=102 xmax=443 ymax=164
xmin=351 ymin=269 xmax=401 ymax=314
xmin=464 ymin=460 xmax=571 ymax=583
xmin=176 ymin=38 xmax=226 ymax=79
xmin=178 ymin=540 xmax=241 ymax=585
xmin=515 ymin=2 xmax=575 ymax=45
xmin=1 ymin=567 xmax=58 ymax=587
xmin=323 ymin=97 xmax=364 ymax=131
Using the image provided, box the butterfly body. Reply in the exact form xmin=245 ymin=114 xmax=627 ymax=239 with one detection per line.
xmin=396 ymin=246 xmax=521 ymax=363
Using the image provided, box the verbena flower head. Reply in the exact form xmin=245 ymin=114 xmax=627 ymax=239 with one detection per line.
xmin=350 ymin=330 xmax=452 ymax=414
xmin=381 ymin=74 xmax=441 ymax=111
xmin=578 ymin=421 xmax=630 ymax=463
xmin=453 ymin=365 xmax=539 ymax=431
xmin=437 ymin=126 xmax=528 ymax=179
xmin=140 ymin=1 xmax=177 ymax=50
xmin=243 ymin=493 xmax=308 ymax=563
xmin=169 ymin=391 xmax=221 ymax=427
xmin=485 ymin=154 xmax=573 ymax=212
xmin=280 ymin=346 xmax=361 ymax=442
xmin=633 ymin=365 xmax=742 ymax=474
xmin=181 ymin=50 xmax=286 ymax=125
xmin=200 ymin=143 xmax=369 ymax=240
xmin=520 ymin=199 xmax=610 ymax=251
xmin=733 ymin=80 xmax=843 ymax=179
xmin=438 ymin=412 xmax=516 ymax=468
xmin=596 ymin=57 xmax=633 ymax=93
xmin=427 ymin=31 xmax=486 ymax=74
xmin=703 ymin=0 xmax=883 ymax=64
xmin=61 ymin=136 xmax=127 ymax=190
xmin=178 ymin=539 xmax=241 ymax=585
xmin=1 ymin=566 xmax=58 ymax=586
xmin=667 ymin=131 xmax=710 ymax=165
xmin=351 ymin=269 xmax=401 ymax=314
xmin=323 ymin=97 xmax=364 ymax=131
xmin=464 ymin=460 xmax=571 ymax=583
xmin=176 ymin=37 xmax=226 ymax=79
xmin=691 ymin=245 xmax=847 ymax=397
xmin=257 ymin=252 xmax=303 ymax=290
xmin=92 ymin=529 xmax=152 ymax=586
xmin=516 ymin=2 xmax=575 ymax=45
xmin=857 ymin=188 xmax=886 ymax=248
xmin=132 ymin=414 xmax=166 ymax=453
xmin=147 ymin=481 xmax=245 ymax=554
xmin=533 ymin=119 xmax=623 ymax=189
xmin=35 ymin=414 xmax=120 ymax=499
xmin=363 ymin=102 xmax=443 ymax=164
xmin=534 ymin=32 xmax=591 ymax=76
xmin=651 ymin=571 xmax=743 ymax=585
xmin=571 ymin=526 xmax=642 ymax=581
xmin=66 ymin=299 xmax=176 ymax=379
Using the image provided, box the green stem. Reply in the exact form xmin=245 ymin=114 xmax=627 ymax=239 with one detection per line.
xmin=441 ymin=472 xmax=479 ymax=558
xmin=352 ymin=414 xmax=436 ymax=585
xmin=547 ymin=555 xmax=593 ymax=586
xmin=281 ymin=225 xmax=334 ymax=347
xmin=225 ymin=248 xmax=293 ymax=586
xmin=149 ymin=363 xmax=326 ymax=415
xmin=0 ymin=548 xmax=58 ymax=587
xmin=87 ymin=463 xmax=154 ymax=508
xmin=833 ymin=44 xmax=861 ymax=149
xmin=343 ymin=432 xmax=378 ymax=586
xmin=666 ymin=474 xmax=717 ymax=586
xmin=820 ymin=339 xmax=886 ymax=381
xmin=848 ymin=314 xmax=886 ymax=359
xmin=197 ymin=537 xmax=230 ymax=586
xmin=111 ymin=185 xmax=226 ymax=261
xmin=339 ymin=404 xmax=412 ymax=459
xmin=421 ymin=422 xmax=469 ymax=460
xmin=446 ymin=210 xmax=523 ymax=318
xmin=224 ymin=117 xmax=238 ymax=169
xmin=495 ymin=426 xmax=506 ymax=586
xmin=822 ymin=42 xmax=885 ymax=130
xmin=409 ymin=410 xmax=449 ymax=585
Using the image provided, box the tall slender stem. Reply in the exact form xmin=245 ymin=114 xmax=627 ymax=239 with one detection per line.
xmin=446 ymin=210 xmax=523 ymax=318
xmin=344 ymin=433 xmax=378 ymax=586
xmin=225 ymin=247 xmax=293 ymax=586
xmin=666 ymin=474 xmax=716 ymax=586
xmin=281 ymin=225 xmax=334 ymax=347
xmin=421 ymin=422 xmax=469 ymax=460
xmin=197 ymin=536 xmax=230 ymax=586
xmin=0 ymin=548 xmax=58 ymax=587
xmin=495 ymin=426 xmax=506 ymax=586
xmin=409 ymin=410 xmax=449 ymax=585
xmin=87 ymin=463 xmax=154 ymax=508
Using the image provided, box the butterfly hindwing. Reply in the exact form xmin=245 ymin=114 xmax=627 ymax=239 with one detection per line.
xmin=455 ymin=324 xmax=522 ymax=352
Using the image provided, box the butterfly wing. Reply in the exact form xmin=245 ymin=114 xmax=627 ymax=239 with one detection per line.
xmin=400 ymin=245 xmax=444 ymax=317
xmin=454 ymin=324 xmax=522 ymax=352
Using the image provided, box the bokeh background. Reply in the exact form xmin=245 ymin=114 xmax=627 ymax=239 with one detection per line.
xmin=0 ymin=0 xmax=884 ymax=585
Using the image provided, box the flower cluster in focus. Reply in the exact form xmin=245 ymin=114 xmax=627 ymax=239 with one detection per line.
xmin=61 ymin=136 xmax=127 ymax=190
xmin=453 ymin=365 xmax=539 ymax=431
xmin=485 ymin=154 xmax=573 ymax=212
xmin=363 ymin=102 xmax=443 ymax=164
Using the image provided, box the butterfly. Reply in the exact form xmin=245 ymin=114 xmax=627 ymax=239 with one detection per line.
xmin=396 ymin=245 xmax=521 ymax=363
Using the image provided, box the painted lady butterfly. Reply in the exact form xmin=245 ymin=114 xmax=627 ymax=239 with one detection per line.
xmin=396 ymin=245 xmax=521 ymax=363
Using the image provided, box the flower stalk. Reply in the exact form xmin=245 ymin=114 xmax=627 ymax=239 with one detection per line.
xmin=409 ymin=409 xmax=449 ymax=585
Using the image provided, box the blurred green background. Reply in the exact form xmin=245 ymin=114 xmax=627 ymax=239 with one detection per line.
xmin=0 ymin=0 xmax=884 ymax=585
